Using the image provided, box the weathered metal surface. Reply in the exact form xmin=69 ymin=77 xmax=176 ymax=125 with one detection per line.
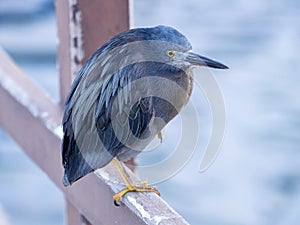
xmin=77 ymin=0 xmax=131 ymax=63
xmin=96 ymin=163 xmax=190 ymax=225
xmin=0 ymin=0 xmax=191 ymax=223
xmin=55 ymin=0 xmax=72 ymax=108
xmin=0 ymin=48 xmax=63 ymax=185
xmin=0 ymin=49 xmax=142 ymax=225
xmin=66 ymin=199 xmax=93 ymax=225
xmin=55 ymin=0 xmax=131 ymax=107
xmin=0 ymin=49 xmax=190 ymax=225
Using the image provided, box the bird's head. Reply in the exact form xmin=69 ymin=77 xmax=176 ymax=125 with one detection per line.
xmin=145 ymin=25 xmax=228 ymax=71
xmin=165 ymin=49 xmax=228 ymax=70
xmin=90 ymin=25 xmax=228 ymax=76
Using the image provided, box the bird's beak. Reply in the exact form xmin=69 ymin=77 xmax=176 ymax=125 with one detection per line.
xmin=186 ymin=51 xmax=228 ymax=69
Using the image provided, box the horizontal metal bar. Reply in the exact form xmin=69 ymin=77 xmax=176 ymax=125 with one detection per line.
xmin=0 ymin=49 xmax=189 ymax=225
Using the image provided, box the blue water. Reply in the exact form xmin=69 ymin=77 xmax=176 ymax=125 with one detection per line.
xmin=1 ymin=0 xmax=300 ymax=224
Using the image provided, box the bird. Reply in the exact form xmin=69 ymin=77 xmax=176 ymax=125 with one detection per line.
xmin=62 ymin=25 xmax=228 ymax=203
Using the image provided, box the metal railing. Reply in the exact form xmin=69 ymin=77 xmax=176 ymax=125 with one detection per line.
xmin=0 ymin=1 xmax=189 ymax=224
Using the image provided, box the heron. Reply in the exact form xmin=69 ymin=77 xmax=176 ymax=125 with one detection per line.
xmin=62 ymin=25 xmax=228 ymax=204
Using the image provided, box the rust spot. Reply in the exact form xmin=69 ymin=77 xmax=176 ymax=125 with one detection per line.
xmin=73 ymin=37 xmax=78 ymax=48
xmin=72 ymin=4 xmax=79 ymax=24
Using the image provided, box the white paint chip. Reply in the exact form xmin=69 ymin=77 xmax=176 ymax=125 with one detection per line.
xmin=127 ymin=196 xmax=151 ymax=221
xmin=52 ymin=125 xmax=64 ymax=139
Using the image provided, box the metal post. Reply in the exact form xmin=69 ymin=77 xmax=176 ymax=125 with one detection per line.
xmin=55 ymin=0 xmax=131 ymax=108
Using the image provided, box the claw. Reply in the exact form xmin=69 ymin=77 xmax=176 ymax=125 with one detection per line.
xmin=113 ymin=182 xmax=160 ymax=204
xmin=114 ymin=199 xmax=121 ymax=207
xmin=112 ymin=159 xmax=160 ymax=204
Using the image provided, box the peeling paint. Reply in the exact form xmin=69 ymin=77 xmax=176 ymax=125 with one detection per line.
xmin=94 ymin=167 xmax=126 ymax=193
xmin=47 ymin=121 xmax=62 ymax=138
xmin=127 ymin=196 xmax=151 ymax=221
xmin=152 ymin=215 xmax=169 ymax=224
xmin=53 ymin=125 xmax=63 ymax=139
xmin=69 ymin=0 xmax=84 ymax=78
xmin=127 ymin=195 xmax=174 ymax=225
xmin=94 ymin=164 xmax=189 ymax=224
xmin=95 ymin=169 xmax=110 ymax=182
xmin=126 ymin=194 xmax=188 ymax=225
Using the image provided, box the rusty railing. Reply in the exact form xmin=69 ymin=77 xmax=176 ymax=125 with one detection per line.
xmin=0 ymin=1 xmax=189 ymax=224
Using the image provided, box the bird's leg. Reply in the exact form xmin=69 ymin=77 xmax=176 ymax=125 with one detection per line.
xmin=112 ymin=159 xmax=160 ymax=205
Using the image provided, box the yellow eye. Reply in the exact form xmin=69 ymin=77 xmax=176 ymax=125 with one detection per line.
xmin=167 ymin=51 xmax=175 ymax=58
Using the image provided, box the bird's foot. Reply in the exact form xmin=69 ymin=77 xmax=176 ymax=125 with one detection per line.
xmin=113 ymin=181 xmax=160 ymax=206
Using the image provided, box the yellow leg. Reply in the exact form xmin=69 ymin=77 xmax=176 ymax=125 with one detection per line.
xmin=112 ymin=159 xmax=160 ymax=204
xmin=112 ymin=159 xmax=133 ymax=187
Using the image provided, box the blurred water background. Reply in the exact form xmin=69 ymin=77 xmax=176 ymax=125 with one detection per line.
xmin=0 ymin=0 xmax=300 ymax=225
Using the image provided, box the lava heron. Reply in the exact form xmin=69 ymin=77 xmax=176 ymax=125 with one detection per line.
xmin=62 ymin=25 xmax=228 ymax=203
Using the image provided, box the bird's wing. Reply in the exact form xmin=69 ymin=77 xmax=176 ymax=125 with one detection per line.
xmin=62 ymin=58 xmax=154 ymax=185
xmin=94 ymin=63 xmax=155 ymax=159
xmin=61 ymin=34 xmax=140 ymax=185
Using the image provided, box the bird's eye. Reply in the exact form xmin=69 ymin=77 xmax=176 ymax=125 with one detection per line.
xmin=167 ymin=51 xmax=175 ymax=58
